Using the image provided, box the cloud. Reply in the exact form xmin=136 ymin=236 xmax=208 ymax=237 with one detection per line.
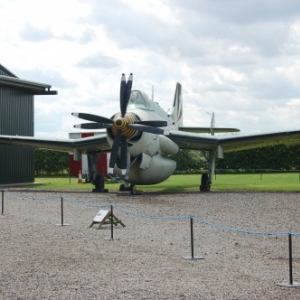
xmin=1 ymin=0 xmax=300 ymax=138
xmin=76 ymin=52 xmax=121 ymax=69
xmin=19 ymin=23 xmax=54 ymax=42
xmin=170 ymin=0 xmax=300 ymax=25
xmin=78 ymin=28 xmax=97 ymax=44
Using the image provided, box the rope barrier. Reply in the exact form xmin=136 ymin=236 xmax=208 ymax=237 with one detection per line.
xmin=3 ymin=189 xmax=300 ymax=238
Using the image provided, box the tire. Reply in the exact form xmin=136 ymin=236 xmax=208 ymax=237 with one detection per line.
xmin=119 ymin=184 xmax=125 ymax=191
xmin=200 ymin=174 xmax=210 ymax=192
xmin=130 ymin=184 xmax=136 ymax=195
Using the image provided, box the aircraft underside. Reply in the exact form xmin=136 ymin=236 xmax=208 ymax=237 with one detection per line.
xmin=87 ymin=147 xmax=214 ymax=194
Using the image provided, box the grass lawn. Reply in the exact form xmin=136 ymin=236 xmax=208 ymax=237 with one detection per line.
xmin=31 ymin=173 xmax=300 ymax=192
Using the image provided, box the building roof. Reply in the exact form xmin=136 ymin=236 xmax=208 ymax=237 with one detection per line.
xmin=0 ymin=64 xmax=57 ymax=95
xmin=0 ymin=64 xmax=17 ymax=77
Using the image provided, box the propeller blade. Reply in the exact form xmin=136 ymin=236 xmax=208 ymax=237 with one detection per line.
xmin=120 ymin=136 xmax=128 ymax=170
xmin=74 ymin=123 xmax=112 ymax=129
xmin=109 ymin=131 xmax=121 ymax=168
xmin=127 ymin=124 xmax=165 ymax=135
xmin=123 ymin=73 xmax=133 ymax=115
xmin=120 ymin=73 xmax=127 ymax=116
xmin=72 ymin=113 xmax=113 ymax=124
xmin=136 ymin=120 xmax=167 ymax=127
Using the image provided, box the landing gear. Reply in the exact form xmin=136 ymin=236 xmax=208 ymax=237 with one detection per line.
xmin=92 ymin=174 xmax=109 ymax=193
xmin=119 ymin=183 xmax=137 ymax=195
xmin=130 ymin=184 xmax=136 ymax=195
xmin=199 ymin=148 xmax=217 ymax=192
xmin=200 ymin=173 xmax=211 ymax=192
xmin=87 ymin=153 xmax=109 ymax=193
xmin=119 ymin=183 xmax=125 ymax=191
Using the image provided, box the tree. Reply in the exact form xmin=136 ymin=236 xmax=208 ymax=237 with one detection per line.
xmin=216 ymin=144 xmax=300 ymax=170
xmin=34 ymin=149 xmax=69 ymax=175
xmin=173 ymin=149 xmax=206 ymax=172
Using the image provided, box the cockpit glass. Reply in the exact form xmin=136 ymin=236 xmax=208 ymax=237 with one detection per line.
xmin=129 ymin=90 xmax=150 ymax=107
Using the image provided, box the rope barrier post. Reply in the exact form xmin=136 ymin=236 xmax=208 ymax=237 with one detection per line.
xmin=289 ymin=234 xmax=293 ymax=285
xmin=110 ymin=205 xmax=114 ymax=240
xmin=61 ymin=197 xmax=64 ymax=225
xmin=277 ymin=234 xmax=300 ymax=288
xmin=1 ymin=190 xmax=4 ymax=215
xmin=182 ymin=216 xmax=204 ymax=261
xmin=104 ymin=205 xmax=120 ymax=241
xmin=191 ymin=217 xmax=194 ymax=258
xmin=190 ymin=217 xmax=194 ymax=259
xmin=55 ymin=197 xmax=70 ymax=226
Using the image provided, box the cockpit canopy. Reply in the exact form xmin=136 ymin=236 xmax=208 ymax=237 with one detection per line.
xmin=129 ymin=90 xmax=151 ymax=107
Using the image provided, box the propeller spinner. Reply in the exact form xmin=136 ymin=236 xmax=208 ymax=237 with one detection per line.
xmin=72 ymin=73 xmax=167 ymax=171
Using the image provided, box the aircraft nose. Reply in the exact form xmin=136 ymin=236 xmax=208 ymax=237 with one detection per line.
xmin=111 ymin=112 xmax=139 ymax=139
xmin=116 ymin=119 xmax=123 ymax=126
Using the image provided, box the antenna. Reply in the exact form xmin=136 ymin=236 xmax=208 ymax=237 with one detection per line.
xmin=210 ymin=112 xmax=215 ymax=136
xmin=152 ymin=86 xmax=154 ymax=101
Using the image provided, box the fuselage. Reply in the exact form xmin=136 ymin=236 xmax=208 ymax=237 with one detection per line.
xmin=107 ymin=90 xmax=179 ymax=184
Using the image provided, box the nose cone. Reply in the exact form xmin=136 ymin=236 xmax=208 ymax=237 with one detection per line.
xmin=116 ymin=119 xmax=123 ymax=126
xmin=111 ymin=112 xmax=139 ymax=139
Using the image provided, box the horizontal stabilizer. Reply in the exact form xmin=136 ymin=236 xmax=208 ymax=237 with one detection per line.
xmin=179 ymin=127 xmax=240 ymax=133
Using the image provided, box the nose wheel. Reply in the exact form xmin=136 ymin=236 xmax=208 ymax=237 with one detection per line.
xmin=119 ymin=183 xmax=137 ymax=195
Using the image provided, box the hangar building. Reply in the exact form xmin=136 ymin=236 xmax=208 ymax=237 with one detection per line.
xmin=0 ymin=64 xmax=57 ymax=185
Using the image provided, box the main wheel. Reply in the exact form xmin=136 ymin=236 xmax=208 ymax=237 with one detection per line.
xmin=119 ymin=183 xmax=125 ymax=191
xmin=130 ymin=184 xmax=136 ymax=195
xmin=200 ymin=174 xmax=210 ymax=192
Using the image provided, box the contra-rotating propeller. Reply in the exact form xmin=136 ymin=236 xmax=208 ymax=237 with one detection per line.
xmin=72 ymin=73 xmax=168 ymax=171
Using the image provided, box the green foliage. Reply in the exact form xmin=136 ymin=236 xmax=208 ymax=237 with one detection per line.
xmin=172 ymin=145 xmax=300 ymax=172
xmin=33 ymin=144 xmax=300 ymax=176
xmin=34 ymin=149 xmax=69 ymax=175
xmin=217 ymin=145 xmax=300 ymax=170
xmin=172 ymin=149 xmax=206 ymax=171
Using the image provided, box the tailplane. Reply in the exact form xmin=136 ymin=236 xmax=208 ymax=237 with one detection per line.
xmin=170 ymin=83 xmax=183 ymax=129
xmin=171 ymin=83 xmax=240 ymax=134
xmin=179 ymin=110 xmax=240 ymax=134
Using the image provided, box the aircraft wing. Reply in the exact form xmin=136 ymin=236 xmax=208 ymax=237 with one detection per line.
xmin=179 ymin=127 xmax=240 ymax=133
xmin=168 ymin=129 xmax=300 ymax=152
xmin=2 ymin=129 xmax=300 ymax=154
xmin=0 ymin=134 xmax=110 ymax=153
xmin=168 ymin=130 xmax=218 ymax=150
xmin=218 ymin=130 xmax=300 ymax=152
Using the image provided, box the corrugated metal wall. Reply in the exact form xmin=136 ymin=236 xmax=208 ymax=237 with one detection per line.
xmin=0 ymin=86 xmax=34 ymax=184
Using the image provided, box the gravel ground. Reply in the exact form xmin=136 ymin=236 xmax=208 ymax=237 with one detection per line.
xmin=1 ymin=189 xmax=300 ymax=299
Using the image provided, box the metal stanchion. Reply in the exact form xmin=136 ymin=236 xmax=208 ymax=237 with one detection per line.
xmin=55 ymin=197 xmax=70 ymax=226
xmin=182 ymin=217 xmax=204 ymax=260
xmin=1 ymin=190 xmax=4 ymax=215
xmin=110 ymin=205 xmax=114 ymax=240
xmin=289 ymin=234 xmax=293 ymax=285
xmin=277 ymin=234 xmax=300 ymax=287
xmin=105 ymin=205 xmax=120 ymax=241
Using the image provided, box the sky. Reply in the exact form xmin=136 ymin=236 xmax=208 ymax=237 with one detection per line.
xmin=1 ymin=0 xmax=300 ymax=138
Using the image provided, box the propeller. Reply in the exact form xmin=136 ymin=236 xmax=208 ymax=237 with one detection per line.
xmin=72 ymin=73 xmax=168 ymax=171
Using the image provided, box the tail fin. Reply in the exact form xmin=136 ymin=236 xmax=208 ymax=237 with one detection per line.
xmin=170 ymin=83 xmax=183 ymax=128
